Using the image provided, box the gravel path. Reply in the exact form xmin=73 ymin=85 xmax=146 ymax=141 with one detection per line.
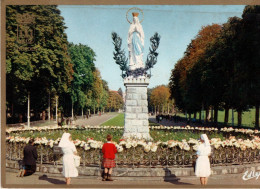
xmin=75 ymin=113 xmax=119 ymax=126
xmin=4 ymin=169 xmax=260 ymax=188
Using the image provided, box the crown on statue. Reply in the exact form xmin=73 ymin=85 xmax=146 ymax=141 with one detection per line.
xmin=16 ymin=13 xmax=35 ymax=24
xmin=132 ymin=12 xmax=139 ymax=17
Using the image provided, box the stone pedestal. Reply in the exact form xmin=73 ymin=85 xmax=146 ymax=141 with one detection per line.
xmin=123 ymin=76 xmax=152 ymax=140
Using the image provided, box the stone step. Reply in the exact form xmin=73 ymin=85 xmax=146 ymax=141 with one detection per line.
xmin=6 ymin=159 xmax=260 ymax=178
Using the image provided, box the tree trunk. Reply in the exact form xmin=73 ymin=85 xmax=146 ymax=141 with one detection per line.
xmin=199 ymin=111 xmax=201 ymax=121
xmin=256 ymin=104 xmax=259 ymax=129
xmin=172 ymin=105 xmax=175 ymax=114
xmin=11 ymin=103 xmax=14 ymax=122
xmin=19 ymin=114 xmax=23 ymax=123
xmin=224 ymin=107 xmax=229 ymax=125
xmin=72 ymin=103 xmax=74 ymax=120
xmin=56 ymin=96 xmax=58 ymax=124
xmin=231 ymin=108 xmax=235 ymax=126
xmin=188 ymin=113 xmax=191 ymax=120
xmin=205 ymin=108 xmax=209 ymax=123
xmin=27 ymin=92 xmax=30 ymax=127
xmin=42 ymin=111 xmax=46 ymax=120
xmin=214 ymin=106 xmax=218 ymax=126
xmin=194 ymin=112 xmax=197 ymax=119
xmin=50 ymin=112 xmax=53 ymax=120
xmin=210 ymin=107 xmax=213 ymax=122
xmin=48 ymin=93 xmax=51 ymax=122
xmin=154 ymin=106 xmax=157 ymax=115
xmin=237 ymin=110 xmax=242 ymax=127
xmin=167 ymin=103 xmax=169 ymax=114
xmin=162 ymin=105 xmax=164 ymax=114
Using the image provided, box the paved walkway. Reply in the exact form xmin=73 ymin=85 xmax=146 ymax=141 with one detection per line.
xmin=4 ymin=169 xmax=260 ymax=188
xmin=75 ymin=113 xmax=119 ymax=126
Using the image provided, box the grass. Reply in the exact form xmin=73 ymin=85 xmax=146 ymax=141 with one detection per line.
xmin=100 ymin=113 xmax=160 ymax=126
xmin=100 ymin=113 xmax=124 ymax=126
xmin=176 ymin=108 xmax=257 ymax=128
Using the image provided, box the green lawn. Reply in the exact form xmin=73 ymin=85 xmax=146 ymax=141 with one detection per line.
xmin=100 ymin=113 xmax=124 ymax=126
xmin=176 ymin=108 xmax=256 ymax=127
xmin=100 ymin=109 xmax=257 ymax=128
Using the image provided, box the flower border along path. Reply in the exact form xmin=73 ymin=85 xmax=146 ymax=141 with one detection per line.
xmin=5 ymin=125 xmax=260 ymax=168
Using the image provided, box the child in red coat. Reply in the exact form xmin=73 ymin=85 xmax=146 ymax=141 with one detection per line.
xmin=102 ymin=134 xmax=117 ymax=181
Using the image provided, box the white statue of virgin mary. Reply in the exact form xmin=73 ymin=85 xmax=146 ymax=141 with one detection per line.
xmin=128 ymin=12 xmax=144 ymax=71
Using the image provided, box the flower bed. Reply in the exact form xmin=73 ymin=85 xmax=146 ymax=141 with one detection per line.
xmin=5 ymin=124 xmax=260 ymax=168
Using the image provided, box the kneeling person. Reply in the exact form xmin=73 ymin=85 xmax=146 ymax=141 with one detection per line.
xmin=22 ymin=139 xmax=38 ymax=176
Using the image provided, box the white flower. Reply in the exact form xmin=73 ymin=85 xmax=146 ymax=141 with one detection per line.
xmin=167 ymin=140 xmax=177 ymax=148
xmin=80 ymin=141 xmax=86 ymax=147
xmin=183 ymin=143 xmax=190 ymax=151
xmin=90 ymin=142 xmax=98 ymax=149
xmin=144 ymin=145 xmax=150 ymax=152
xmin=119 ymin=140 xmax=126 ymax=146
xmin=188 ymin=138 xmax=199 ymax=145
xmin=125 ymin=142 xmax=132 ymax=149
xmin=84 ymin=144 xmax=90 ymax=151
xmin=132 ymin=141 xmax=138 ymax=148
xmin=150 ymin=144 xmax=158 ymax=152
xmin=116 ymin=145 xmax=123 ymax=152
xmin=192 ymin=144 xmax=199 ymax=151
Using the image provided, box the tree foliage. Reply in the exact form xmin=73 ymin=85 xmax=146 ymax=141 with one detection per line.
xmin=169 ymin=6 xmax=260 ymax=127
xmin=150 ymin=85 xmax=171 ymax=113
xmin=6 ymin=5 xmax=111 ymax=122
xmin=106 ymin=91 xmax=124 ymax=112
xmin=6 ymin=5 xmax=73 ymax=122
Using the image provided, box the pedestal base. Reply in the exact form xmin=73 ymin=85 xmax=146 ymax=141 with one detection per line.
xmin=123 ymin=76 xmax=152 ymax=141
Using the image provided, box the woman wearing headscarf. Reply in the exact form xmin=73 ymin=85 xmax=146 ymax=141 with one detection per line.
xmin=58 ymin=133 xmax=78 ymax=185
xmin=195 ymin=134 xmax=211 ymax=185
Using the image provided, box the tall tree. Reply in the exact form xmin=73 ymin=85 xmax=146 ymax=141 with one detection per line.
xmin=240 ymin=6 xmax=260 ymax=128
xmin=169 ymin=24 xmax=222 ymax=117
xmin=6 ymin=5 xmax=73 ymax=123
xmin=150 ymin=85 xmax=170 ymax=114
xmin=68 ymin=43 xmax=96 ymax=115
xmin=106 ymin=91 xmax=124 ymax=112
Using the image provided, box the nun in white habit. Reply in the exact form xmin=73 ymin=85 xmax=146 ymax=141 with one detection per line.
xmin=195 ymin=134 xmax=211 ymax=185
xmin=58 ymin=133 xmax=78 ymax=185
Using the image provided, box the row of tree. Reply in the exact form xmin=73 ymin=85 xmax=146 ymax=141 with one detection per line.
xmin=169 ymin=5 xmax=260 ymax=128
xmin=148 ymin=85 xmax=175 ymax=114
xmin=6 ymin=5 xmax=123 ymax=124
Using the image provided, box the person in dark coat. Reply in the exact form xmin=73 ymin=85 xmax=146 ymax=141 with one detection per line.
xmin=22 ymin=138 xmax=38 ymax=176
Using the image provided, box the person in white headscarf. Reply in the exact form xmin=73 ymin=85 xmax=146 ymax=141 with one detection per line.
xmin=195 ymin=134 xmax=211 ymax=185
xmin=128 ymin=13 xmax=145 ymax=70
xmin=58 ymin=133 xmax=78 ymax=185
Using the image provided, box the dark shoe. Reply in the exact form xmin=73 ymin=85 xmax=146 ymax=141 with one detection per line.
xmin=106 ymin=174 xmax=113 ymax=181
xmin=102 ymin=173 xmax=107 ymax=181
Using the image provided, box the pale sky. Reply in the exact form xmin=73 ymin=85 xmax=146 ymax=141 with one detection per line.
xmin=58 ymin=5 xmax=245 ymax=91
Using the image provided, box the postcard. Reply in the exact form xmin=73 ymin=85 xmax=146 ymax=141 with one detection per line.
xmin=1 ymin=0 xmax=260 ymax=188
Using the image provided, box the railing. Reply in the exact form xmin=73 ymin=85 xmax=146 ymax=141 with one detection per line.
xmin=6 ymin=142 xmax=260 ymax=168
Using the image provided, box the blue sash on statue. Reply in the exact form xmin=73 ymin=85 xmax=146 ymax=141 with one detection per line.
xmin=132 ymin=32 xmax=144 ymax=56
